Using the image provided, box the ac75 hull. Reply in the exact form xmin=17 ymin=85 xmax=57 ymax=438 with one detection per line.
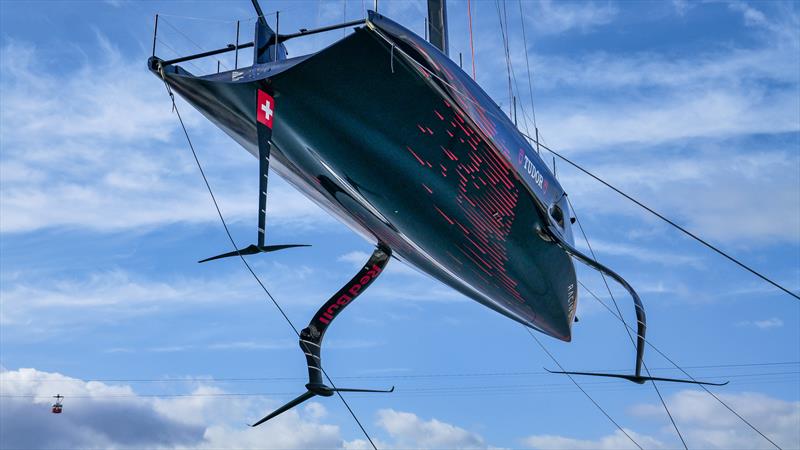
xmin=149 ymin=12 xmax=577 ymax=341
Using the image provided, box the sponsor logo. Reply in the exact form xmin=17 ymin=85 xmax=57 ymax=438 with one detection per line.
xmin=520 ymin=153 xmax=545 ymax=191
xmin=318 ymin=264 xmax=383 ymax=324
xmin=566 ymin=283 xmax=576 ymax=321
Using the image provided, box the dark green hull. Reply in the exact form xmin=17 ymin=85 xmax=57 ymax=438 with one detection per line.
xmin=151 ymin=12 xmax=577 ymax=341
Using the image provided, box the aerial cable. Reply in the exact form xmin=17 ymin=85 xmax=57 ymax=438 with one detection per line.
xmin=157 ymin=73 xmax=379 ymax=450
xmin=7 ymin=371 xmax=797 ymax=400
xmin=7 ymin=363 xmax=797 ymax=384
xmin=567 ymin=197 xmax=688 ymax=449
xmin=523 ymin=327 xmax=643 ymax=450
xmin=528 ymin=139 xmax=799 ymax=302
xmin=578 ymin=281 xmax=784 ymax=449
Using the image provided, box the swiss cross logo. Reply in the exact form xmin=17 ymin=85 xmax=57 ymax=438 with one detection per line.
xmin=257 ymin=90 xmax=274 ymax=129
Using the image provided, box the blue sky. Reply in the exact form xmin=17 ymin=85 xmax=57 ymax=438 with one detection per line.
xmin=1 ymin=0 xmax=798 ymax=449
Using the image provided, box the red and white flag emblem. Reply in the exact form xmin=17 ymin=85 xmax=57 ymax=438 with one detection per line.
xmin=257 ymin=90 xmax=274 ymax=129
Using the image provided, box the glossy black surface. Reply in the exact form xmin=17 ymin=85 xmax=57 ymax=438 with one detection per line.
xmin=149 ymin=12 xmax=578 ymax=341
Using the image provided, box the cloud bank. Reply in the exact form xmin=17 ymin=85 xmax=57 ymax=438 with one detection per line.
xmin=0 ymin=367 xmax=497 ymax=450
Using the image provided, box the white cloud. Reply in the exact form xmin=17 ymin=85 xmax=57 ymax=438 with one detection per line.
xmin=1 ymin=368 xmax=501 ymax=450
xmin=0 ymin=367 xmax=343 ymax=449
xmin=496 ymin=3 xmax=800 ymax=247
xmin=0 ymin=269 xmax=253 ymax=330
xmin=524 ymin=390 xmax=800 ymax=450
xmin=370 ymin=280 xmax=467 ymax=304
xmin=737 ymin=317 xmax=785 ymax=329
xmin=334 ymin=251 xmax=469 ymax=304
xmin=562 ymin=149 xmax=800 ymax=245
xmin=529 ymin=0 xmax=618 ymax=35
xmin=523 ymin=429 xmax=664 ymax=450
xmin=337 ymin=250 xmax=424 ymax=276
xmin=753 ymin=318 xmax=785 ymax=329
xmin=530 ymin=26 xmax=799 ymax=150
xmin=0 ymin=38 xmax=331 ymax=234
xmin=346 ymin=409 xmax=491 ymax=450
xmin=540 ymin=88 xmax=798 ymax=152
xmin=672 ymin=0 xmax=691 ymax=16
xmin=727 ymin=1 xmax=770 ymax=29
xmin=576 ymin=238 xmax=705 ymax=268
xmin=0 ymin=248 xmax=464 ymax=343
xmin=634 ymin=390 xmax=800 ymax=449
xmin=338 ymin=250 xmax=374 ymax=266
xmin=0 ymin=263 xmax=319 ymax=338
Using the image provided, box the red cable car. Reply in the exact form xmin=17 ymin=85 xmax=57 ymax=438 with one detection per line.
xmin=51 ymin=394 xmax=63 ymax=414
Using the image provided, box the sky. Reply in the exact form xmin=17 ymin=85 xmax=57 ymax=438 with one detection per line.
xmin=0 ymin=0 xmax=798 ymax=449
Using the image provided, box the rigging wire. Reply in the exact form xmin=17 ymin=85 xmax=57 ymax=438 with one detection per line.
xmin=155 ymin=38 xmax=205 ymax=74
xmin=147 ymin=15 xmax=793 ymax=447
xmin=495 ymin=0 xmax=513 ymax=118
xmin=466 ymin=0 xmax=476 ymax=79
xmin=157 ymin=75 xmax=379 ymax=450
xmin=578 ymin=281 xmax=785 ymax=449
xmin=517 ymin=0 xmax=537 ymax=130
xmin=567 ymin=197 xmax=688 ymax=449
xmin=159 ymin=17 xmax=230 ymax=72
xmin=523 ymin=327 xmax=643 ymax=450
xmin=366 ymin=30 xmax=791 ymax=448
xmin=382 ymin=3 xmax=793 ymax=306
xmin=493 ymin=1 xmax=534 ymax=143
xmin=495 ymin=11 xmax=681 ymax=443
xmin=531 ymin=141 xmax=800 ymax=302
xmin=374 ymin=25 xmax=797 ymax=302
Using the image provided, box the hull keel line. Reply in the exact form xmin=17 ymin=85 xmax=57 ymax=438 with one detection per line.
xmin=249 ymin=245 xmax=395 ymax=427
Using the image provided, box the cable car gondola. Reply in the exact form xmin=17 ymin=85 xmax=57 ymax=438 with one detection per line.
xmin=51 ymin=394 xmax=63 ymax=414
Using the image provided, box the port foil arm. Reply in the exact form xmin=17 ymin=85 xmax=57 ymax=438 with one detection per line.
xmin=249 ymin=244 xmax=394 ymax=427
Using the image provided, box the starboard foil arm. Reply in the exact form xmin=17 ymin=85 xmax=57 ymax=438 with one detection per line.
xmin=544 ymin=225 xmax=727 ymax=387
xmin=249 ymin=244 xmax=395 ymax=427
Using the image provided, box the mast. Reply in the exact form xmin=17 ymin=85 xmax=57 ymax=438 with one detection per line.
xmin=427 ymin=0 xmax=449 ymax=56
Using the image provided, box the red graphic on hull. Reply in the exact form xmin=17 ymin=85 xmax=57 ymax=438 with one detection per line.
xmin=401 ymin=100 xmax=527 ymax=312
